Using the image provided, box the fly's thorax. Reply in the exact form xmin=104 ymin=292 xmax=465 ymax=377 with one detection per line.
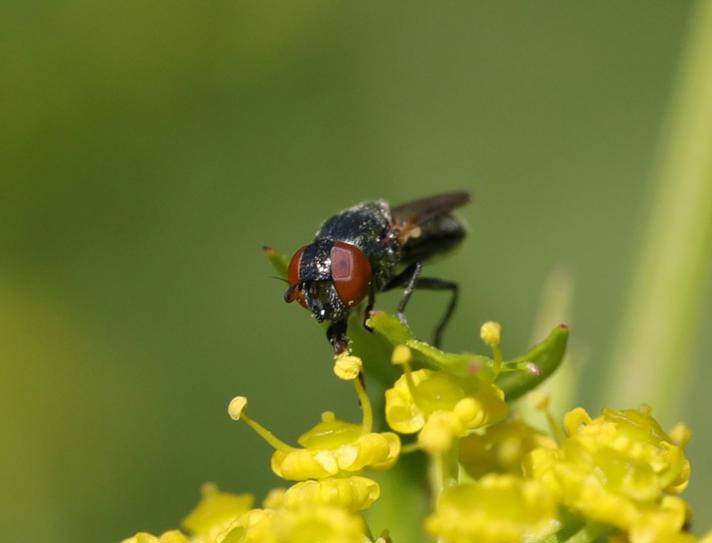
xmin=314 ymin=199 xmax=402 ymax=291
xmin=315 ymin=200 xmax=390 ymax=256
xmin=298 ymin=239 xmax=334 ymax=282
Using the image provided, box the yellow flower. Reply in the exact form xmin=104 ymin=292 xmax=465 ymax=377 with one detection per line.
xmin=333 ymin=353 xmax=363 ymax=381
xmin=459 ymin=419 xmax=557 ymax=478
xmin=626 ymin=495 xmax=690 ymax=543
xmin=524 ymin=406 xmax=691 ymax=540
xmin=271 ymin=411 xmax=400 ymax=480
xmin=480 ymin=321 xmax=502 ymax=348
xmin=276 ymin=476 xmax=380 ymax=512
xmin=219 ymin=505 xmax=366 ymax=543
xmin=385 ymin=362 xmax=507 ymax=453
xmin=425 ymin=474 xmax=558 ymax=543
xmin=181 ymin=483 xmax=254 ymax=543
xmin=120 ymin=531 xmax=187 ymax=543
xmin=229 ymin=379 xmax=399 ymax=481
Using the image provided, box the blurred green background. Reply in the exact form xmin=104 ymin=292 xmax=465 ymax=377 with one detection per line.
xmin=3 ymin=2 xmax=711 ymax=542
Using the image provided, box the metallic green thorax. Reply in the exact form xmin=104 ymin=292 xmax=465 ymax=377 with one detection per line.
xmin=315 ymin=199 xmax=400 ymax=291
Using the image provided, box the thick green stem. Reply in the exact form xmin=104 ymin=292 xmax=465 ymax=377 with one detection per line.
xmin=561 ymin=522 xmax=610 ymax=543
xmin=354 ymin=375 xmax=374 ymax=434
xmin=603 ymin=0 xmax=712 ymax=423
xmin=538 ymin=521 xmax=610 ymax=543
xmin=428 ymin=453 xmax=445 ymax=508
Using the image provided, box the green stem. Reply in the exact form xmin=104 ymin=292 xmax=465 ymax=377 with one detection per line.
xmin=492 ymin=344 xmax=503 ymax=377
xmin=354 ymin=375 xmax=373 ymax=434
xmin=428 ymin=453 xmax=445 ymax=507
xmin=537 ymin=522 xmax=610 ymax=543
xmin=603 ymin=0 xmax=712 ymax=423
xmin=239 ymin=413 xmax=295 ymax=452
xmin=561 ymin=522 xmax=610 ymax=543
xmin=544 ymin=408 xmax=566 ymax=445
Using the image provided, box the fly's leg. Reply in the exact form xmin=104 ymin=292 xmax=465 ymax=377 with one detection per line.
xmin=362 ymin=283 xmax=376 ymax=332
xmin=396 ymin=262 xmax=423 ymax=323
xmin=382 ymin=262 xmax=423 ymax=324
xmin=327 ymin=319 xmax=349 ymax=354
xmin=411 ymin=277 xmax=459 ymax=348
xmin=384 ymin=262 xmax=459 ymax=348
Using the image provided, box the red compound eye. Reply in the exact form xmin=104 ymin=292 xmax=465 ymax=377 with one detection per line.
xmin=287 ymin=246 xmax=306 ymax=286
xmin=330 ymin=241 xmax=372 ymax=306
xmin=286 ymin=246 xmax=308 ymax=308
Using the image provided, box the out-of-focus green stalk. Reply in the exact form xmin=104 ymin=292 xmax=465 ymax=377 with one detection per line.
xmin=526 ymin=269 xmax=576 ymax=419
xmin=604 ymin=0 xmax=712 ymax=423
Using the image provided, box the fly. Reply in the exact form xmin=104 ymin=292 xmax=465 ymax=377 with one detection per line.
xmin=283 ymin=191 xmax=470 ymax=354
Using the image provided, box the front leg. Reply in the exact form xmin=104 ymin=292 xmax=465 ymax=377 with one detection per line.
xmin=382 ymin=262 xmax=424 ymax=324
xmin=327 ymin=319 xmax=349 ymax=354
xmin=362 ymin=283 xmax=376 ymax=332
xmin=396 ymin=261 xmax=423 ymax=321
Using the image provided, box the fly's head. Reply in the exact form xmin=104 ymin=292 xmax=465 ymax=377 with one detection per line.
xmin=285 ymin=239 xmax=372 ymax=323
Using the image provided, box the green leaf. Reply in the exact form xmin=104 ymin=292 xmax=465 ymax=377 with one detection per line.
xmin=495 ymin=324 xmax=569 ymax=401
xmin=366 ymin=311 xmax=412 ymax=344
xmin=263 ymin=246 xmax=289 ymax=279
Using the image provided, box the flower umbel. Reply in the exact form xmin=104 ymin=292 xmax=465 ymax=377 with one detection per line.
xmin=181 ymin=484 xmax=254 ymax=543
xmin=120 ymin=252 xmax=710 ymax=543
xmin=524 ymin=405 xmax=692 ymax=542
xmin=229 ymin=378 xmax=399 ymax=481
xmin=459 ymin=418 xmax=557 ymax=478
xmin=121 ymin=531 xmax=187 ymax=543
xmin=425 ymin=474 xmax=558 ymax=543
xmin=219 ymin=505 xmax=366 ymax=543
xmin=385 ymin=345 xmax=508 ymax=453
xmin=268 ymin=476 xmax=380 ymax=512
xmin=271 ymin=411 xmax=400 ymax=480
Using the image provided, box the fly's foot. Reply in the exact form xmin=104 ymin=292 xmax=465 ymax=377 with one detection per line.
xmin=327 ymin=320 xmax=350 ymax=355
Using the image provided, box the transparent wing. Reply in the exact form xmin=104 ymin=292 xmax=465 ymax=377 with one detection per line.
xmin=391 ymin=191 xmax=470 ymax=226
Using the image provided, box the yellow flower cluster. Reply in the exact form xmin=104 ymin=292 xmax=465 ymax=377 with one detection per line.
xmin=182 ymin=484 xmax=254 ymax=543
xmin=219 ymin=503 xmax=366 ymax=543
xmin=524 ymin=405 xmax=695 ymax=543
xmin=385 ymin=345 xmax=508 ymax=453
xmin=121 ymin=485 xmax=252 ymax=543
xmin=270 ymin=411 xmax=399 ymax=480
xmin=266 ymin=476 xmax=380 ymax=512
xmin=120 ymin=294 xmax=712 ymax=543
xmin=227 ymin=366 xmax=400 ymax=481
xmin=122 ymin=482 xmax=370 ymax=543
xmin=121 ymin=531 xmax=187 ymax=543
xmin=459 ymin=418 xmax=556 ymax=478
xmin=425 ymin=474 xmax=558 ymax=543
xmin=222 ymin=361 xmax=391 ymax=541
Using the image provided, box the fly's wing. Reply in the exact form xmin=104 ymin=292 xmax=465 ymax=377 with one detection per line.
xmin=391 ymin=191 xmax=471 ymax=265
xmin=390 ymin=191 xmax=470 ymax=226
